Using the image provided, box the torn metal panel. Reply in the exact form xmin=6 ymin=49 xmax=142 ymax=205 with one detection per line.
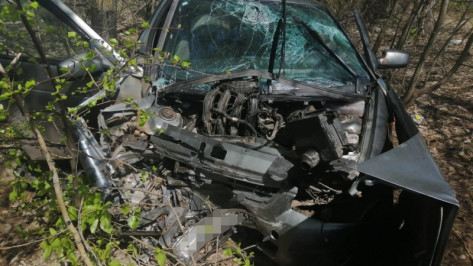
xmin=353 ymin=133 xmax=457 ymax=206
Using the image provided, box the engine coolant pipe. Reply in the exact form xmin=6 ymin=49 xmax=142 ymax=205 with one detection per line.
xmin=73 ymin=118 xmax=113 ymax=195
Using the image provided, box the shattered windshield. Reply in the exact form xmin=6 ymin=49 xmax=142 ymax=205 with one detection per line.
xmin=157 ymin=0 xmax=369 ymax=89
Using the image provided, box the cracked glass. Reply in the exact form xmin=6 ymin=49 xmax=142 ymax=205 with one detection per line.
xmin=157 ymin=0 xmax=369 ymax=90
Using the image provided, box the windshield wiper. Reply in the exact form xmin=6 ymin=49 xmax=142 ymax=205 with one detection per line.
xmin=268 ymin=19 xmax=283 ymax=78
xmin=297 ymin=20 xmax=360 ymax=90
xmin=268 ymin=0 xmax=287 ymax=79
xmin=158 ymin=69 xmax=365 ymax=101
xmin=278 ymin=0 xmax=287 ymax=77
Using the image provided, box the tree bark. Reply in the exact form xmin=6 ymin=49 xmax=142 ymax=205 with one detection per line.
xmin=406 ymin=28 xmax=473 ymax=106
xmin=89 ymin=0 xmax=118 ymax=41
xmin=423 ymin=4 xmax=472 ymax=83
xmin=395 ymin=0 xmax=425 ymax=50
xmin=402 ymin=0 xmax=449 ymax=105
xmin=373 ymin=0 xmax=399 ymax=53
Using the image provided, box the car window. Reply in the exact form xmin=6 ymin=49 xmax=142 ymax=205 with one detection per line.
xmin=0 ymin=1 xmax=86 ymax=61
xmin=159 ymin=0 xmax=369 ymax=89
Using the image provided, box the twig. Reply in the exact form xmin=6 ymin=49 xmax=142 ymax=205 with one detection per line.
xmin=78 ymin=197 xmax=103 ymax=266
xmin=164 ymin=194 xmax=186 ymax=234
xmin=0 ymin=229 xmax=67 ymax=250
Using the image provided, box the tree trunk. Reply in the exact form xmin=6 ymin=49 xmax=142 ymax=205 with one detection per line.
xmin=373 ymin=0 xmax=399 ymax=53
xmin=406 ymin=28 xmax=473 ymax=106
xmin=395 ymin=0 xmax=425 ymax=50
xmin=89 ymin=0 xmax=118 ymax=41
xmin=423 ymin=4 xmax=472 ymax=83
xmin=402 ymin=0 xmax=449 ymax=105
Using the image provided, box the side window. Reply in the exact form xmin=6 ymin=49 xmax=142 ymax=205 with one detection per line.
xmin=0 ymin=1 xmax=86 ymax=61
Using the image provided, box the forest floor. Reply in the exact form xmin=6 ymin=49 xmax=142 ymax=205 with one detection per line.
xmin=413 ymin=79 xmax=473 ymax=266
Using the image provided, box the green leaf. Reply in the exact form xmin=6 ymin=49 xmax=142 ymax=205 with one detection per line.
xmin=62 ymin=238 xmax=74 ymax=251
xmin=50 ymin=238 xmax=61 ymax=249
xmin=100 ymin=211 xmax=113 ymax=234
xmin=67 ymin=206 xmax=77 ymax=221
xmin=0 ymin=80 xmax=9 ymax=89
xmin=109 ymin=38 xmax=119 ymax=47
xmin=0 ymin=92 xmax=12 ymax=101
xmin=90 ymin=217 xmax=99 ymax=234
xmin=83 ymin=204 xmax=99 ymax=213
xmin=67 ymin=252 xmax=78 ymax=264
xmin=121 ymin=205 xmax=131 ymax=215
xmin=244 ymin=258 xmax=252 ymax=266
xmin=24 ymin=80 xmax=36 ymax=90
xmin=49 ymin=228 xmax=57 ymax=235
xmin=154 ymin=249 xmax=167 ymax=266
xmin=181 ymin=61 xmax=191 ymax=68
xmin=109 ymin=260 xmax=122 ymax=266
xmin=223 ymin=247 xmax=233 ymax=257
xmin=141 ymin=22 xmax=150 ymax=29
xmin=171 ymin=55 xmax=180 ymax=64
xmin=9 ymin=189 xmax=17 ymax=201
xmin=29 ymin=2 xmax=39 ymax=9
xmin=127 ymin=215 xmax=139 ymax=229
xmin=43 ymin=245 xmax=53 ymax=259
xmin=67 ymin=31 xmax=77 ymax=39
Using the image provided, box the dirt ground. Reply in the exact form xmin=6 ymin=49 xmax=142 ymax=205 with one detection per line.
xmin=413 ymin=81 xmax=473 ymax=266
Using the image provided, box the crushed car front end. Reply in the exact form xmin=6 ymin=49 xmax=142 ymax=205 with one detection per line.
xmin=37 ymin=0 xmax=458 ymax=265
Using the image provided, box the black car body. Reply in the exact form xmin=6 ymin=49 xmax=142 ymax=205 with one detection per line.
xmin=2 ymin=0 xmax=458 ymax=265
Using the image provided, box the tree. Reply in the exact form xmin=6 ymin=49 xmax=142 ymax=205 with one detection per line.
xmin=88 ymin=0 xmax=118 ymax=41
xmin=324 ymin=0 xmax=473 ymax=106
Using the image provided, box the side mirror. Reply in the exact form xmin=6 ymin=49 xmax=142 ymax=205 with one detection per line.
xmin=58 ymin=52 xmax=105 ymax=79
xmin=377 ymin=49 xmax=410 ymax=69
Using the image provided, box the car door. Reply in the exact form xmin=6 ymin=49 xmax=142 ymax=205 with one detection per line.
xmin=2 ymin=0 xmax=120 ymax=109
xmin=0 ymin=0 xmax=112 ymax=155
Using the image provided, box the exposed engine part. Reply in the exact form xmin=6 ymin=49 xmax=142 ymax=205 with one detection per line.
xmin=257 ymin=107 xmax=285 ymax=140
xmin=139 ymin=105 xmax=183 ymax=134
xmin=87 ymin=87 xmax=369 ymax=265
xmin=202 ymin=80 xmax=287 ymax=143
xmin=340 ymin=116 xmax=362 ymax=135
xmin=305 ymin=182 xmax=342 ymax=205
xmin=286 ymin=111 xmax=348 ymax=161
xmin=98 ymin=97 xmax=182 ymax=136
xmin=202 ymin=80 xmax=259 ymax=136
xmin=326 ymin=100 xmax=365 ymax=117
xmin=345 ymin=132 xmax=360 ymax=146
xmin=300 ymin=150 xmax=321 ymax=170
xmin=286 ymin=105 xmax=317 ymax=121
xmin=151 ymin=124 xmax=293 ymax=187
xmin=348 ymin=178 xmax=363 ymax=197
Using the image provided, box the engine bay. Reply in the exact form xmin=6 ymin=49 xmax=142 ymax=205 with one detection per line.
xmin=76 ymin=77 xmax=393 ymax=263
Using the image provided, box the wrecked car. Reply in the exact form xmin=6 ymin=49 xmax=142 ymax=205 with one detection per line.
xmin=2 ymin=0 xmax=458 ymax=265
